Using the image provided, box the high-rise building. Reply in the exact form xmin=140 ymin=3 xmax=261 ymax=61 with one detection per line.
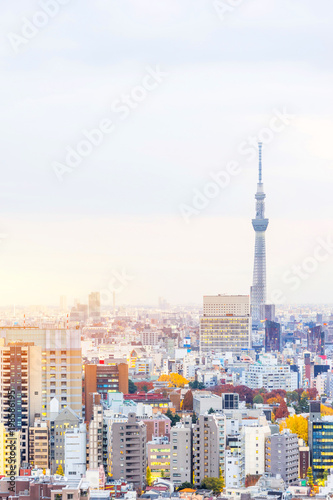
xmin=265 ymin=321 xmax=281 ymax=352
xmin=169 ymin=418 xmax=192 ymax=487
xmin=64 ymin=423 xmax=87 ymax=479
xmin=244 ymin=423 xmax=271 ymax=477
xmin=89 ymin=292 xmax=101 ymax=322
xmin=251 ymin=143 xmax=269 ymax=323
xmin=265 ymin=430 xmax=299 ymax=484
xmin=29 ymin=419 xmax=49 ymax=470
xmin=308 ymin=401 xmax=333 ymax=481
xmin=0 ymin=343 xmax=43 ymax=464
xmin=260 ymin=304 xmax=275 ymax=322
xmin=84 ymin=362 xmax=128 ymax=422
xmin=193 ymin=413 xmax=226 ymax=485
xmin=87 ymin=405 xmax=104 ymax=470
xmin=1 ymin=328 xmax=82 ymax=419
xmin=200 ymin=295 xmax=251 ymax=355
xmin=110 ymin=412 xmax=147 ymax=489
xmin=308 ymin=326 xmax=325 ymax=355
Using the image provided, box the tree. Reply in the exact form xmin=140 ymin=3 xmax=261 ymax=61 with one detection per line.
xmin=136 ymin=381 xmax=154 ymax=393
xmin=274 ymin=399 xmax=289 ymax=419
xmin=146 ymin=466 xmax=153 ymax=486
xmin=307 ymin=466 xmax=314 ymax=487
xmin=306 ymin=388 xmax=318 ymax=401
xmin=165 ymin=409 xmax=181 ymax=426
xmin=200 ymin=477 xmax=224 ymax=494
xmin=253 ymin=394 xmax=264 ymax=404
xmin=158 ymin=373 xmax=189 ymax=388
xmin=177 ymin=482 xmax=195 ymax=491
xmin=183 ymin=390 xmax=193 ymax=411
xmin=279 ymin=414 xmax=308 ymax=444
xmin=189 ymin=380 xmax=205 ymax=390
xmin=192 ymin=413 xmax=198 ymax=424
xmin=321 ymin=404 xmax=333 ymax=416
xmin=56 ymin=464 xmax=64 ymax=476
xmin=128 ymin=379 xmax=137 ymax=394
xmin=208 ymin=407 xmax=216 ymax=414
xmin=286 ymin=391 xmax=299 ymax=405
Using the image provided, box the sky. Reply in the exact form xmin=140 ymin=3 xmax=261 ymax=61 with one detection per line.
xmin=0 ymin=0 xmax=333 ymax=307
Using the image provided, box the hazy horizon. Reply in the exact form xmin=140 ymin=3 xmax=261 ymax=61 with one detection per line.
xmin=1 ymin=1 xmax=333 ymax=306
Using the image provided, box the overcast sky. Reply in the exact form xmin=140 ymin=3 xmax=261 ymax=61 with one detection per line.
xmin=0 ymin=0 xmax=333 ymax=307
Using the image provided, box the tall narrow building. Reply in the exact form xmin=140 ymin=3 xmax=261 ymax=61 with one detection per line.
xmin=251 ymin=143 xmax=269 ymax=322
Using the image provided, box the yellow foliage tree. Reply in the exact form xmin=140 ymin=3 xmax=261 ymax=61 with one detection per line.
xmin=279 ymin=414 xmax=308 ymax=444
xmin=321 ymin=404 xmax=333 ymax=416
xmin=157 ymin=373 xmax=189 ymax=388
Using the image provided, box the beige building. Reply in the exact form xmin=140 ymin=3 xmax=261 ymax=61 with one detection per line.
xmin=200 ymin=295 xmax=251 ymax=355
xmin=170 ymin=418 xmax=192 ymax=486
xmin=87 ymin=405 xmax=104 ymax=470
xmin=244 ymin=423 xmax=271 ymax=476
xmin=29 ymin=419 xmax=49 ymax=470
xmin=147 ymin=440 xmax=170 ymax=480
xmin=1 ymin=328 xmax=82 ymax=419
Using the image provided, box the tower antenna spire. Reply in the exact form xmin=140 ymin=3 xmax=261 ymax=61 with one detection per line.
xmin=258 ymin=142 xmax=262 ymax=183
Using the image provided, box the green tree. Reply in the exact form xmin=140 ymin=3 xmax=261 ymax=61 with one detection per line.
xmin=200 ymin=477 xmax=225 ymax=494
xmin=165 ymin=409 xmax=181 ymax=427
xmin=253 ymin=394 xmax=264 ymax=404
xmin=208 ymin=407 xmax=216 ymax=414
xmin=189 ymin=381 xmax=205 ymax=390
xmin=192 ymin=413 xmax=197 ymax=424
xmin=177 ymin=482 xmax=195 ymax=491
xmin=128 ymin=379 xmax=137 ymax=394
xmin=146 ymin=466 xmax=153 ymax=486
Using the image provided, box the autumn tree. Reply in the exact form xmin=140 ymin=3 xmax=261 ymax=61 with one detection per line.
xmin=183 ymin=390 xmax=193 ymax=411
xmin=321 ymin=404 xmax=333 ymax=416
xmin=307 ymin=466 xmax=314 ymax=487
xmin=279 ymin=414 xmax=308 ymax=444
xmin=274 ymin=399 xmax=289 ymax=419
xmin=157 ymin=373 xmax=189 ymax=388
xmin=56 ymin=464 xmax=64 ymax=476
xmin=146 ymin=466 xmax=153 ymax=486
xmin=136 ymin=381 xmax=154 ymax=393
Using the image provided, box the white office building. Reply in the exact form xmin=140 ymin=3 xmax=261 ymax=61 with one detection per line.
xmin=65 ymin=423 xmax=87 ymax=478
xmin=200 ymin=295 xmax=251 ymax=355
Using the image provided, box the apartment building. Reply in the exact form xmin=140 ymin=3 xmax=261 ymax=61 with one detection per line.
xmin=193 ymin=413 xmax=226 ymax=485
xmin=170 ymin=418 xmax=192 ymax=486
xmin=28 ymin=419 xmax=49 ymax=470
xmin=111 ymin=412 xmax=147 ymax=489
xmin=265 ymin=430 xmax=299 ymax=484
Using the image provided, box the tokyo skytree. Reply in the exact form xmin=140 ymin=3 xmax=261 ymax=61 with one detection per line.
xmin=251 ymin=143 xmax=269 ymax=322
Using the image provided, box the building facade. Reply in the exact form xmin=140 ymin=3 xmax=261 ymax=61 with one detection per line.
xmin=111 ymin=412 xmax=147 ymax=489
xmin=200 ymin=295 xmax=251 ymax=355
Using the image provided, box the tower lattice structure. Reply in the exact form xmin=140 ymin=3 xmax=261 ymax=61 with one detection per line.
xmin=251 ymin=143 xmax=269 ymax=322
